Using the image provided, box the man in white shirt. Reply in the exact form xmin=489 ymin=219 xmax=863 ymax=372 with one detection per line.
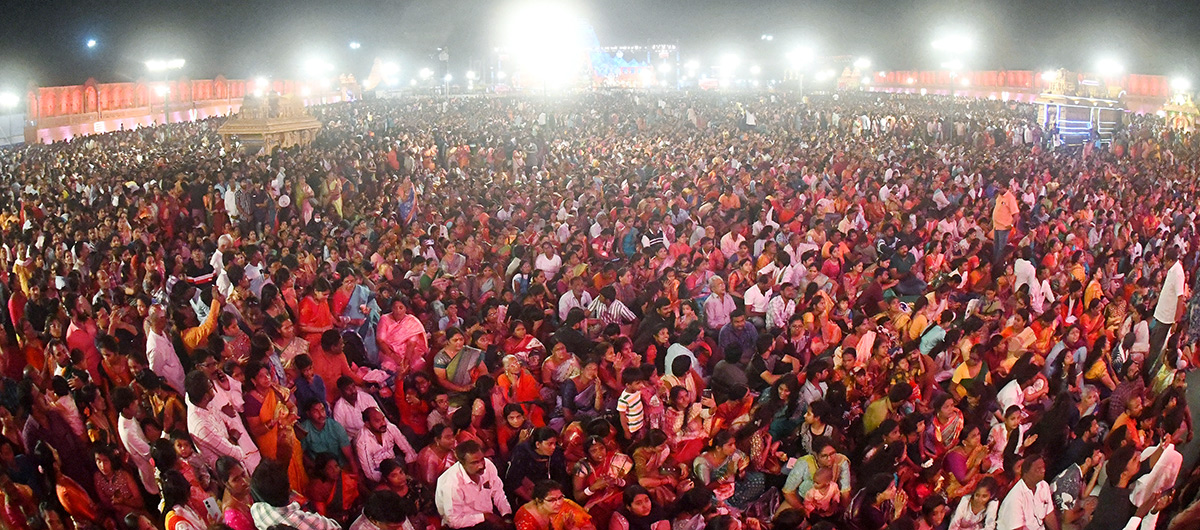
xmin=1149 ymin=246 xmax=1187 ymax=375
xmin=742 ymin=275 xmax=772 ymax=328
xmin=114 ymin=387 xmax=160 ymax=495
xmin=332 ymin=376 xmax=381 ymax=441
xmin=998 ymin=456 xmax=1056 ymax=530
xmin=557 ymin=277 xmax=593 ymax=322
xmin=435 ymin=440 xmax=512 ymax=529
xmin=534 ymin=243 xmax=562 ymax=279
xmin=145 ymin=306 xmax=185 ymax=395
xmin=185 ymin=371 xmax=261 ymax=472
xmin=356 ymin=407 xmax=416 ymax=483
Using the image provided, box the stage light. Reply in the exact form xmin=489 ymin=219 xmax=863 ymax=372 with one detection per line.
xmin=1041 ymin=70 xmax=1058 ymax=82
xmin=787 ymin=48 xmax=815 ymax=69
xmin=941 ymin=60 xmax=963 ymax=71
xmin=720 ymin=53 xmax=740 ymax=71
xmin=659 ymin=63 xmax=671 ymax=73
xmin=854 ymin=57 xmax=871 ymax=70
xmin=154 ymin=85 xmax=169 ymax=97
xmin=497 ymin=71 xmax=508 ymax=80
xmin=86 ymin=39 xmax=97 ymax=49
xmin=304 ymin=58 xmax=334 ymax=78
xmin=906 ymin=77 xmax=915 ymax=84
xmin=0 ymin=93 xmax=18 ymax=109
xmin=146 ymin=59 xmax=185 ymax=72
xmin=466 ymin=71 xmax=477 ymax=80
xmin=300 ymin=86 xmax=312 ymax=96
xmin=750 ymin=65 xmax=762 ymax=75
xmin=382 ymin=62 xmax=400 ymax=75
xmin=685 ymin=60 xmax=700 ymax=71
xmin=931 ymin=33 xmax=975 ymax=53
xmin=861 ymin=77 xmax=871 ymax=85
xmin=349 ymin=41 xmax=361 ymax=50
xmin=761 ymin=34 xmax=774 ymax=41
xmin=418 ymin=68 xmax=433 ymax=79
xmin=499 ymin=0 xmax=589 ymax=88
xmin=1171 ymin=77 xmax=1191 ymax=91
xmin=444 ymin=74 xmax=453 ymax=82
xmin=1096 ymin=57 xmax=1123 ymax=76
xmin=255 ymin=77 xmax=269 ymax=89
xmin=960 ymin=78 xmax=970 ymax=87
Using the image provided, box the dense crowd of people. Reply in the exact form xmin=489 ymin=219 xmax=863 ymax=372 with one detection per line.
xmin=0 ymin=87 xmax=1199 ymax=530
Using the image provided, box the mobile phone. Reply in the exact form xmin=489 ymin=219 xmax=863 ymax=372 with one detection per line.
xmin=702 ymin=389 xmax=713 ymax=400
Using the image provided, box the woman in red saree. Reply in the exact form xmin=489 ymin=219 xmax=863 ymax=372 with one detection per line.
xmin=376 ymin=297 xmax=429 ymax=374
xmin=298 ymin=278 xmax=336 ymax=349
xmin=1079 ymin=299 xmax=1106 ymax=348
xmin=497 ymin=355 xmax=546 ymax=427
xmin=306 ymin=453 xmax=360 ymax=526
xmin=244 ymin=362 xmax=308 ymax=491
xmin=572 ymin=436 xmax=632 ymax=517
xmin=662 ymin=387 xmax=711 ymax=468
xmin=503 ymin=321 xmax=546 ymax=370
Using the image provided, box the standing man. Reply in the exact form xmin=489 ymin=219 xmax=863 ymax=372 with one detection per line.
xmin=435 ymin=440 xmax=512 ymax=530
xmin=992 ymin=180 xmax=1019 ymax=264
xmin=1148 ymin=246 xmax=1186 ymax=377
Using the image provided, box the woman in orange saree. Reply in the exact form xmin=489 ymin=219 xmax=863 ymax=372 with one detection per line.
xmin=244 ymin=362 xmax=308 ymax=491
xmin=497 ymin=355 xmax=546 ymax=427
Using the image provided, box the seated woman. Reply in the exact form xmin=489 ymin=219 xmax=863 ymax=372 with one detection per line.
xmin=609 ymin=485 xmax=670 ymax=530
xmin=374 ymin=459 xmax=436 ymax=528
xmin=496 ymin=354 xmax=546 ymax=427
xmin=692 ymin=431 xmax=765 ymax=511
xmin=572 ymin=436 xmax=632 ymax=526
xmin=306 ymin=452 xmax=360 ymax=526
xmin=662 ymin=386 xmax=712 ymax=467
xmin=940 ymin=423 xmax=987 ymax=500
xmin=515 ymin=479 xmax=595 ymax=530
xmin=632 ymin=429 xmax=685 ymax=506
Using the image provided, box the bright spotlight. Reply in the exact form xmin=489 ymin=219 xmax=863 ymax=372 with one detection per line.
xmin=861 ymin=77 xmax=871 ymax=85
xmin=853 ymin=57 xmax=871 ymax=70
xmin=443 ymin=73 xmax=453 ymax=82
xmin=300 ymin=86 xmax=312 ymax=97
xmin=931 ymin=33 xmax=975 ymax=53
xmin=760 ymin=34 xmax=774 ymax=41
xmin=1096 ymin=57 xmax=1123 ymax=76
xmin=1040 ymin=70 xmax=1058 ymax=82
xmin=497 ymin=71 xmax=508 ymax=80
xmin=815 ymin=69 xmax=835 ymax=82
xmin=906 ymin=77 xmax=915 ymax=84
xmin=749 ymin=65 xmax=762 ymax=75
xmin=719 ymin=53 xmax=740 ymax=76
xmin=941 ymin=60 xmax=963 ymax=71
xmin=304 ymin=59 xmax=333 ymax=78
xmin=685 ymin=59 xmax=700 ymax=71
xmin=255 ymin=77 xmax=269 ymax=89
xmin=1171 ymin=77 xmax=1191 ymax=91
xmin=500 ymin=1 xmax=589 ymax=88
xmin=146 ymin=59 xmax=186 ymax=72
xmin=659 ymin=63 xmax=671 ymax=73
xmin=86 ymin=39 xmax=97 ymax=49
xmin=349 ymin=41 xmax=361 ymax=50
xmin=382 ymin=62 xmax=400 ymax=75
xmin=960 ymin=78 xmax=970 ymax=87
xmin=786 ymin=48 xmax=815 ymax=70
xmin=154 ymin=85 xmax=169 ymax=97
xmin=0 ymin=93 xmax=18 ymax=109
xmin=419 ymin=68 xmax=433 ymax=80
xmin=466 ymin=71 xmax=477 ymax=80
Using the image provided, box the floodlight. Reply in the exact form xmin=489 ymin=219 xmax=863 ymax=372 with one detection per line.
xmin=853 ymin=57 xmax=871 ymax=70
xmin=1171 ymin=77 xmax=1190 ymax=91
xmin=1096 ymin=58 xmax=1123 ymax=76
xmin=349 ymin=41 xmax=361 ymax=50
xmin=86 ymin=39 xmax=97 ymax=49
xmin=1041 ymin=70 xmax=1058 ymax=82
xmin=0 ymin=93 xmax=18 ymax=109
xmin=419 ymin=68 xmax=433 ymax=80
xmin=749 ymin=65 xmax=762 ymax=75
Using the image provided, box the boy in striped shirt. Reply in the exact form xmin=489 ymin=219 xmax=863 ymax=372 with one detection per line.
xmin=616 ymin=366 xmax=648 ymax=442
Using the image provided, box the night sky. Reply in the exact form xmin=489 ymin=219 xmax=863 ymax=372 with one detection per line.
xmin=2 ymin=0 xmax=1199 ymax=90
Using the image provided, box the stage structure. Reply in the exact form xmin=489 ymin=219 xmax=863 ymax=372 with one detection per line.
xmin=217 ymin=93 xmax=322 ymax=155
xmin=1034 ymin=69 xmax=1126 ymax=146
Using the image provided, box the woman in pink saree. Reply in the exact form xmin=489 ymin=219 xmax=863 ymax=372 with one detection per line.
xmin=376 ymin=297 xmax=429 ymax=374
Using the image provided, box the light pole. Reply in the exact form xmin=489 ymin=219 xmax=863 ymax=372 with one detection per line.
xmin=146 ymin=59 xmax=185 ymax=124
